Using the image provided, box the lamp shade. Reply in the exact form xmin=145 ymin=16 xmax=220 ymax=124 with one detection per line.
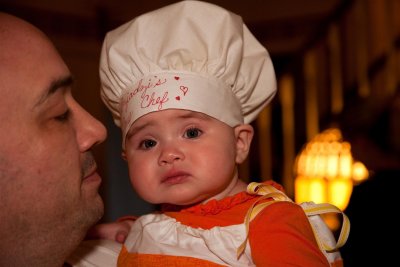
xmin=294 ymin=128 xmax=368 ymax=211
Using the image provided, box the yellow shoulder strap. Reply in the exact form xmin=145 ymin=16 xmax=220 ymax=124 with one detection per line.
xmin=237 ymin=182 xmax=350 ymax=263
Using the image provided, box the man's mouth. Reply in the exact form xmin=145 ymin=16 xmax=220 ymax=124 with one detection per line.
xmin=82 ymin=164 xmax=102 ymax=183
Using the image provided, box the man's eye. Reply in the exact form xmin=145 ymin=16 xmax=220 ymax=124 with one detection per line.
xmin=55 ymin=110 xmax=70 ymax=122
xmin=184 ymin=127 xmax=202 ymax=139
xmin=140 ymin=139 xmax=157 ymax=149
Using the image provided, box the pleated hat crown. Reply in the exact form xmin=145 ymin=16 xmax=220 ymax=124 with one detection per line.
xmin=100 ymin=0 xmax=277 ymax=148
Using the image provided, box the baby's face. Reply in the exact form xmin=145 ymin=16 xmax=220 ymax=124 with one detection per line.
xmin=124 ymin=109 xmax=240 ymax=205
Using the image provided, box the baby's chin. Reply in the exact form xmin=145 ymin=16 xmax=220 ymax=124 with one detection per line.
xmin=157 ymin=196 xmax=212 ymax=210
xmin=147 ymin=187 xmax=214 ymax=206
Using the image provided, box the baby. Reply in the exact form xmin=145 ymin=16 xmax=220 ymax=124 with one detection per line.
xmin=69 ymin=1 xmax=348 ymax=266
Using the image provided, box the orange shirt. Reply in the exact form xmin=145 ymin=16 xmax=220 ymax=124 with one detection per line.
xmin=118 ymin=181 xmax=333 ymax=266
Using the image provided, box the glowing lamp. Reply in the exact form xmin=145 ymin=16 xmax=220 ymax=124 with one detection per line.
xmin=294 ymin=128 xmax=368 ymax=211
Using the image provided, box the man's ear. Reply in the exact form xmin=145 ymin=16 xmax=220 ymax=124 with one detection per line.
xmin=121 ymin=151 xmax=127 ymax=161
xmin=234 ymin=124 xmax=254 ymax=164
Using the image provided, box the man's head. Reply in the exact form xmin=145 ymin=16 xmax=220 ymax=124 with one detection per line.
xmin=0 ymin=12 xmax=107 ymax=266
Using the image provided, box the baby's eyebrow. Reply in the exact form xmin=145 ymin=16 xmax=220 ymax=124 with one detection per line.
xmin=128 ymin=121 xmax=152 ymax=136
xmin=177 ymin=110 xmax=213 ymax=121
xmin=128 ymin=110 xmax=212 ymax=136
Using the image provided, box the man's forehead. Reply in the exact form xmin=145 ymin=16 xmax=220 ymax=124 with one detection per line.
xmin=0 ymin=17 xmax=71 ymax=108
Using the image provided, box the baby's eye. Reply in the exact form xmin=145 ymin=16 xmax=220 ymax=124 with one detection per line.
xmin=184 ymin=127 xmax=202 ymax=139
xmin=139 ymin=139 xmax=157 ymax=149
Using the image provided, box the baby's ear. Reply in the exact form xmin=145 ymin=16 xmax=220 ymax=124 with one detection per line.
xmin=234 ymin=124 xmax=254 ymax=164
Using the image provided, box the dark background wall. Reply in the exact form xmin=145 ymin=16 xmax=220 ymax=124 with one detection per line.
xmin=1 ymin=0 xmax=399 ymax=223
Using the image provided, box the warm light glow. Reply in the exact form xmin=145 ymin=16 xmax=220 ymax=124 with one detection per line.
xmin=295 ymin=176 xmax=327 ymax=204
xmin=326 ymin=154 xmax=339 ymax=178
xmin=328 ymin=178 xmax=353 ymax=210
xmin=338 ymin=143 xmax=352 ymax=178
xmin=352 ymin=161 xmax=369 ymax=184
xmin=294 ymin=128 xmax=369 ymax=211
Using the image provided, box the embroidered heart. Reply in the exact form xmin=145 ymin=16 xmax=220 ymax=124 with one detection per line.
xmin=180 ymin=86 xmax=188 ymax=96
xmin=174 ymin=76 xmax=180 ymax=80
xmin=175 ymin=96 xmax=180 ymax=101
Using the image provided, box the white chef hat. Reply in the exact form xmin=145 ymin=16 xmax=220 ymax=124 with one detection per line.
xmin=100 ymin=0 xmax=277 ymax=148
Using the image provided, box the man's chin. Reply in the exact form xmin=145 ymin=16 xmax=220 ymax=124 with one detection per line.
xmin=81 ymin=194 xmax=104 ymax=227
xmin=91 ymin=197 xmax=105 ymax=223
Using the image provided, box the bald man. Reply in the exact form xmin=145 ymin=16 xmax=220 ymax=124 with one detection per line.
xmin=0 ymin=12 xmax=108 ymax=266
